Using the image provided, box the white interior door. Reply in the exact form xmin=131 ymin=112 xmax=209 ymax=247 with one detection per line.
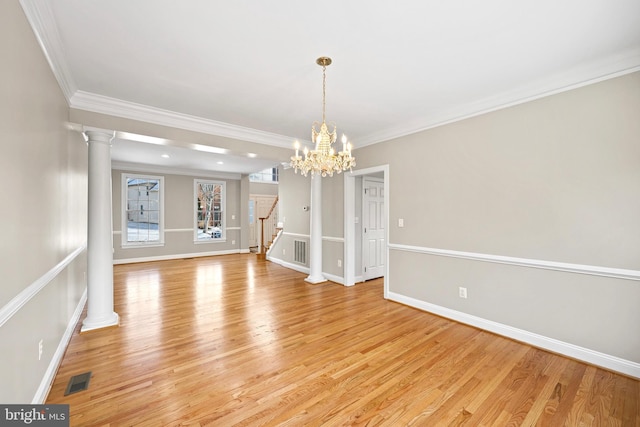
xmin=362 ymin=178 xmax=385 ymax=280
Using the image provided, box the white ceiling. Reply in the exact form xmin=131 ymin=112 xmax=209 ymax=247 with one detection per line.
xmin=21 ymin=0 xmax=640 ymax=175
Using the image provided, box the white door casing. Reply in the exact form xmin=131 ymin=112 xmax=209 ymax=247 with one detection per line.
xmin=363 ymin=178 xmax=385 ymax=280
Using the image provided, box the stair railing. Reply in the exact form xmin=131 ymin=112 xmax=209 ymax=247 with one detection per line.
xmin=258 ymin=196 xmax=279 ymax=254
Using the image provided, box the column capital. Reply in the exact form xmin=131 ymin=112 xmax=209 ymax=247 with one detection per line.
xmin=83 ymin=126 xmax=115 ymax=144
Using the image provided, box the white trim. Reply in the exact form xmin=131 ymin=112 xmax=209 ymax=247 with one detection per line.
xmin=19 ymin=0 xmax=77 ymax=102
xmin=121 ymin=173 xmax=165 ymax=247
xmin=32 ymin=289 xmax=87 ymax=404
xmin=121 ymin=242 xmax=165 ymax=249
xmin=113 ymin=249 xmax=242 ymax=265
xmin=194 ymin=179 xmax=227 ymax=242
xmin=356 ymin=58 xmax=640 ymax=147
xmin=17 ymin=0 xmax=640 ymax=152
xmin=266 ymin=255 xmax=346 ymax=286
xmin=194 ymin=239 xmax=227 ymax=245
xmin=278 ymin=233 xmax=343 ymax=244
xmin=0 ymin=245 xmax=86 ymax=328
xmin=248 ymin=179 xmax=279 ymax=185
xmin=267 ymin=256 xmax=310 ymax=275
xmin=344 ymin=165 xmax=390 ymax=298
xmin=282 ymin=231 xmax=310 ymax=239
xmin=265 ymin=228 xmax=283 ymax=258
xmin=112 ymin=161 xmax=241 ymax=180
xmin=118 ymin=227 xmax=240 ymax=234
xmin=389 ymin=244 xmax=640 ymax=281
xmin=71 ymin=90 xmax=298 ymax=148
xmin=323 ymin=272 xmax=345 ymax=286
xmin=323 ymin=236 xmax=344 ymax=243
xmin=388 ymin=291 xmax=640 ymax=379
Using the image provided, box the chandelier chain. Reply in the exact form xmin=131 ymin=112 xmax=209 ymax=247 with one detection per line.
xmin=321 ymin=64 xmax=327 ymax=124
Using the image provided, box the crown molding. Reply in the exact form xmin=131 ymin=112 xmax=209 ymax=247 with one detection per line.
xmin=19 ymin=0 xmax=77 ymax=102
xmin=111 ymin=161 xmax=241 ymax=180
xmin=70 ymin=91 xmax=297 ymax=149
xmin=356 ymin=49 xmax=640 ymax=147
xmin=19 ymin=0 xmax=640 ymax=150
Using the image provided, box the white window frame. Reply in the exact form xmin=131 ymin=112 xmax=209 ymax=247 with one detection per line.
xmin=194 ymin=179 xmax=226 ymax=243
xmin=121 ymin=173 xmax=165 ymax=248
xmin=249 ymin=167 xmax=279 ymax=183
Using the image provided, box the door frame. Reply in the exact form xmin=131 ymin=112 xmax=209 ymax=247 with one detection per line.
xmin=344 ymin=164 xmax=389 ymax=298
xmin=362 ymin=176 xmax=385 ymax=281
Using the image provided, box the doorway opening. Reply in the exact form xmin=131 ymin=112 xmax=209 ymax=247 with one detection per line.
xmin=344 ymin=165 xmax=389 ymax=298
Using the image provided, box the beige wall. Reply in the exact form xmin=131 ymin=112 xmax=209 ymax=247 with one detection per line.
xmin=0 ymin=0 xmax=88 ymax=403
xmin=249 ymin=181 xmax=278 ymax=196
xmin=270 ymin=167 xmax=312 ymax=267
xmin=113 ymin=170 xmax=244 ymax=261
xmin=356 ymin=72 xmax=640 ymax=364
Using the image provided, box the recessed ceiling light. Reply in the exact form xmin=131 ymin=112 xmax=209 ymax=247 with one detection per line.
xmin=115 ymin=131 xmax=169 ymax=146
xmin=247 ymin=153 xmax=257 ymax=158
xmin=217 ymin=161 xmax=224 ymax=165
xmin=192 ymin=144 xmax=228 ymax=154
xmin=161 ymin=154 xmax=170 ymax=158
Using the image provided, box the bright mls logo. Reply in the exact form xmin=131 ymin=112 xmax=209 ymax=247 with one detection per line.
xmin=1 ymin=405 xmax=69 ymax=426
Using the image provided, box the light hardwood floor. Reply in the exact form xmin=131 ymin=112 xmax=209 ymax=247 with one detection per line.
xmin=46 ymin=254 xmax=639 ymax=426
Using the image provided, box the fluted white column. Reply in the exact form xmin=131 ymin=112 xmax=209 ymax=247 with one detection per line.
xmin=81 ymin=129 xmax=119 ymax=332
xmin=306 ymin=175 xmax=326 ymax=284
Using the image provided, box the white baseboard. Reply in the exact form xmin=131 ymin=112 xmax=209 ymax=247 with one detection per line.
xmin=323 ymin=272 xmax=345 ymax=285
xmin=267 ymin=256 xmax=309 ymax=275
xmin=33 ymin=288 xmax=87 ymax=403
xmin=388 ymin=291 xmax=640 ymax=379
xmin=266 ymin=256 xmax=347 ymax=285
xmin=113 ymin=249 xmax=243 ymax=264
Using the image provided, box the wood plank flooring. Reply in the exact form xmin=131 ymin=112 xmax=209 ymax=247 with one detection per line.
xmin=46 ymin=254 xmax=639 ymax=426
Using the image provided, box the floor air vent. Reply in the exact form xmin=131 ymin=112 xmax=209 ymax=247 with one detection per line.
xmin=64 ymin=372 xmax=92 ymax=396
xmin=294 ymin=240 xmax=307 ymax=264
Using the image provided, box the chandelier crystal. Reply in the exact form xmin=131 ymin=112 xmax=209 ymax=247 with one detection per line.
xmin=290 ymin=57 xmax=355 ymax=177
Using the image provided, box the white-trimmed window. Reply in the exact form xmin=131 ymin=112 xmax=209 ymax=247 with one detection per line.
xmin=249 ymin=167 xmax=278 ymax=183
xmin=195 ymin=179 xmax=226 ymax=242
xmin=122 ymin=174 xmax=164 ymax=247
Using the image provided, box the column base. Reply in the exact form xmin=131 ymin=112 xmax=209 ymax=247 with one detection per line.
xmin=305 ymin=275 xmax=327 ymax=284
xmin=81 ymin=312 xmax=120 ymax=333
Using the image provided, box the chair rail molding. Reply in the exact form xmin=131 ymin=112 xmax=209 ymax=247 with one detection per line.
xmin=388 ymin=243 xmax=640 ymax=281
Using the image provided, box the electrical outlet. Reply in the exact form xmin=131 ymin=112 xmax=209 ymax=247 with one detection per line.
xmin=398 ymin=218 xmax=404 ymax=227
xmin=337 ymin=259 xmax=342 ymax=267
xmin=283 ymin=249 xmax=286 ymax=255
xmin=38 ymin=339 xmax=43 ymax=360
xmin=232 ymin=240 xmax=235 ymax=245
xmin=459 ymin=287 xmax=467 ymax=299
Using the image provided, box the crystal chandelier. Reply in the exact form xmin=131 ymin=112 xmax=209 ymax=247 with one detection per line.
xmin=290 ymin=57 xmax=356 ymax=177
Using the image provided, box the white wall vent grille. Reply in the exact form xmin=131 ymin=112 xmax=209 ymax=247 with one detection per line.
xmin=294 ymin=240 xmax=306 ymax=264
